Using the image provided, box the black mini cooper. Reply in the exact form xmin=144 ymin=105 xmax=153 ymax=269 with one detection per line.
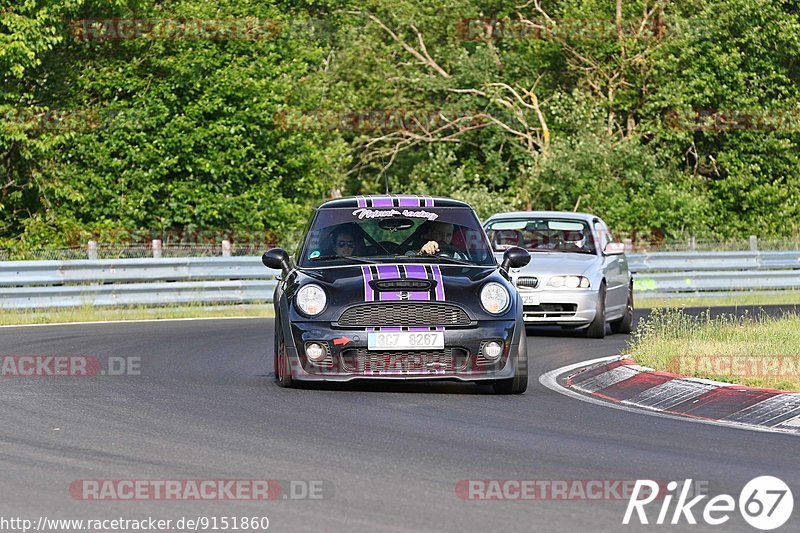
xmin=262 ymin=195 xmax=531 ymax=393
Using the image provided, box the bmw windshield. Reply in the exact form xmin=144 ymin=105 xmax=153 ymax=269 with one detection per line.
xmin=485 ymin=218 xmax=597 ymax=254
xmin=298 ymin=206 xmax=496 ymax=267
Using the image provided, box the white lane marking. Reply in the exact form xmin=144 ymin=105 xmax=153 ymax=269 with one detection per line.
xmin=0 ymin=316 xmax=267 ymax=329
xmin=538 ymin=356 xmax=800 ymax=437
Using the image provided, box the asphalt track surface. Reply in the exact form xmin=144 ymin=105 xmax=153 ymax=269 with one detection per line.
xmin=1 ymin=307 xmax=798 ymax=532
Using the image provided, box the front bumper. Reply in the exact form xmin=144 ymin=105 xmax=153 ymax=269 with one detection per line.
xmin=283 ymin=320 xmax=520 ymax=382
xmin=518 ymin=288 xmax=597 ymax=326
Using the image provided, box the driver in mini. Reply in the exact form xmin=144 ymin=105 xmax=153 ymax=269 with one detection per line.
xmin=419 ymin=221 xmax=455 ymax=255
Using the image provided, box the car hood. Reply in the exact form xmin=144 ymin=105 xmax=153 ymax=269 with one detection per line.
xmin=289 ymin=263 xmax=512 ymax=320
xmin=496 ymin=251 xmax=600 ymax=277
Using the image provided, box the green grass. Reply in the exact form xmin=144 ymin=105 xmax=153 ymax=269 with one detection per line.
xmin=0 ymin=303 xmax=274 ymax=326
xmin=636 ymin=291 xmax=800 ymax=309
xmin=627 ymin=308 xmax=800 ymax=391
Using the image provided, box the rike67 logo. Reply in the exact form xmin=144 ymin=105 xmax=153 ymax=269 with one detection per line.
xmin=624 ymin=476 xmax=793 ymax=530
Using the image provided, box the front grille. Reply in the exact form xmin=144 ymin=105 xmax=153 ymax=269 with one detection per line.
xmin=340 ymin=348 xmax=468 ymax=373
xmin=337 ymin=303 xmax=471 ymax=327
xmin=516 ymin=276 xmax=539 ymax=288
xmin=523 ymin=303 xmax=577 ymax=318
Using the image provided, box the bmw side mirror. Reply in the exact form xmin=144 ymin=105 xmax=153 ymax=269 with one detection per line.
xmin=501 ymin=246 xmax=531 ymax=271
xmin=262 ymin=248 xmax=292 ymax=274
xmin=603 ymin=242 xmax=625 ymax=255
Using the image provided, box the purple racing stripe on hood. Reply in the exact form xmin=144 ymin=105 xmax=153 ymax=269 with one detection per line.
xmin=377 ymin=265 xmax=401 ymax=301
xmin=361 ymin=265 xmax=374 ymax=302
xmin=431 ymin=265 xmax=445 ymax=300
xmin=403 ymin=264 xmax=431 ymax=301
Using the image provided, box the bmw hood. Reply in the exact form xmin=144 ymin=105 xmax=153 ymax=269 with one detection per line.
xmin=498 ymin=252 xmax=600 ymax=278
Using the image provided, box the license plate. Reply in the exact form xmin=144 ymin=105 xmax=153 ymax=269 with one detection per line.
xmin=367 ymin=331 xmax=444 ymax=350
xmin=521 ymin=294 xmax=540 ymax=306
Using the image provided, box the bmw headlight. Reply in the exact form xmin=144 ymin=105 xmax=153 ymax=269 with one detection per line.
xmin=296 ymin=284 xmax=327 ymax=316
xmin=547 ymin=276 xmax=590 ymax=288
xmin=480 ymin=282 xmax=510 ymax=314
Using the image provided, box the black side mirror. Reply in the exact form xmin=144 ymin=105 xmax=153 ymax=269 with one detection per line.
xmin=501 ymin=246 xmax=530 ymax=271
xmin=262 ymin=248 xmax=292 ymax=274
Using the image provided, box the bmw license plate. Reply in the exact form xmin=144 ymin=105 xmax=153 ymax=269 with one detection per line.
xmin=521 ymin=294 xmax=540 ymax=306
xmin=367 ymin=331 xmax=444 ymax=350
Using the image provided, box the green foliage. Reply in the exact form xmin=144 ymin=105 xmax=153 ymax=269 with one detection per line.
xmin=1 ymin=0 xmax=799 ymax=249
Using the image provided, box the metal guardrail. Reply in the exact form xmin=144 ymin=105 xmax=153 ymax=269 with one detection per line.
xmin=628 ymin=251 xmax=800 ymax=298
xmin=0 ymin=251 xmax=798 ymax=308
xmin=0 ymin=257 xmax=280 ymax=309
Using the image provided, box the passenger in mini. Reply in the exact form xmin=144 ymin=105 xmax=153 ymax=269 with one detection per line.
xmin=329 ymin=226 xmax=361 ymax=257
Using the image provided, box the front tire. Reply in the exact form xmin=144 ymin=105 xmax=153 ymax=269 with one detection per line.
xmin=610 ymin=284 xmax=634 ymax=334
xmin=584 ymin=283 xmax=607 ymax=339
xmin=493 ymin=327 xmax=528 ymax=394
xmin=274 ymin=319 xmax=294 ymax=388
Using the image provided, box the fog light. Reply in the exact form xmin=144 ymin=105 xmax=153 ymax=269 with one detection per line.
xmin=483 ymin=341 xmax=503 ymax=360
xmin=306 ymin=342 xmax=326 ymax=362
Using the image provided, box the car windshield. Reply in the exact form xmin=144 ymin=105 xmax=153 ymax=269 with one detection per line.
xmin=484 ymin=218 xmax=597 ymax=254
xmin=298 ymin=206 xmax=495 ymax=266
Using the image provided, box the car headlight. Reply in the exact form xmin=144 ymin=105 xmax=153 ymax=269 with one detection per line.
xmin=296 ymin=284 xmax=327 ymax=316
xmin=480 ymin=282 xmax=510 ymax=314
xmin=548 ymin=276 xmax=590 ymax=288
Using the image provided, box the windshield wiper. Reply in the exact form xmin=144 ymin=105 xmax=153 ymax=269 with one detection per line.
xmin=398 ymin=253 xmax=476 ymax=265
xmin=308 ymin=255 xmax=378 ymax=264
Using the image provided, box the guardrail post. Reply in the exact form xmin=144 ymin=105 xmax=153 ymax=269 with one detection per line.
xmin=152 ymin=239 xmax=162 ymax=259
xmin=749 ymin=235 xmax=758 ymax=251
xmin=87 ymin=240 xmax=98 ymax=260
xmin=221 ymin=240 xmax=232 ymax=257
xmin=688 ymin=235 xmax=696 ymax=251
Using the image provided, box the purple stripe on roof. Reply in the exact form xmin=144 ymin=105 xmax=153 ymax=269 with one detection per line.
xmin=432 ymin=265 xmax=445 ymax=300
xmin=371 ymin=195 xmax=393 ymax=207
xmin=362 ymin=266 xmax=374 ymax=302
xmin=397 ymin=195 xmax=419 ymax=207
xmin=424 ymin=196 xmax=433 ymax=207
xmin=356 ymin=195 xmax=367 ymax=208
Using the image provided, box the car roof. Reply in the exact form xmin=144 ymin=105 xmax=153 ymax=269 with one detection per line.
xmin=318 ymin=195 xmax=473 ymax=209
xmin=484 ymin=211 xmax=600 ymax=223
